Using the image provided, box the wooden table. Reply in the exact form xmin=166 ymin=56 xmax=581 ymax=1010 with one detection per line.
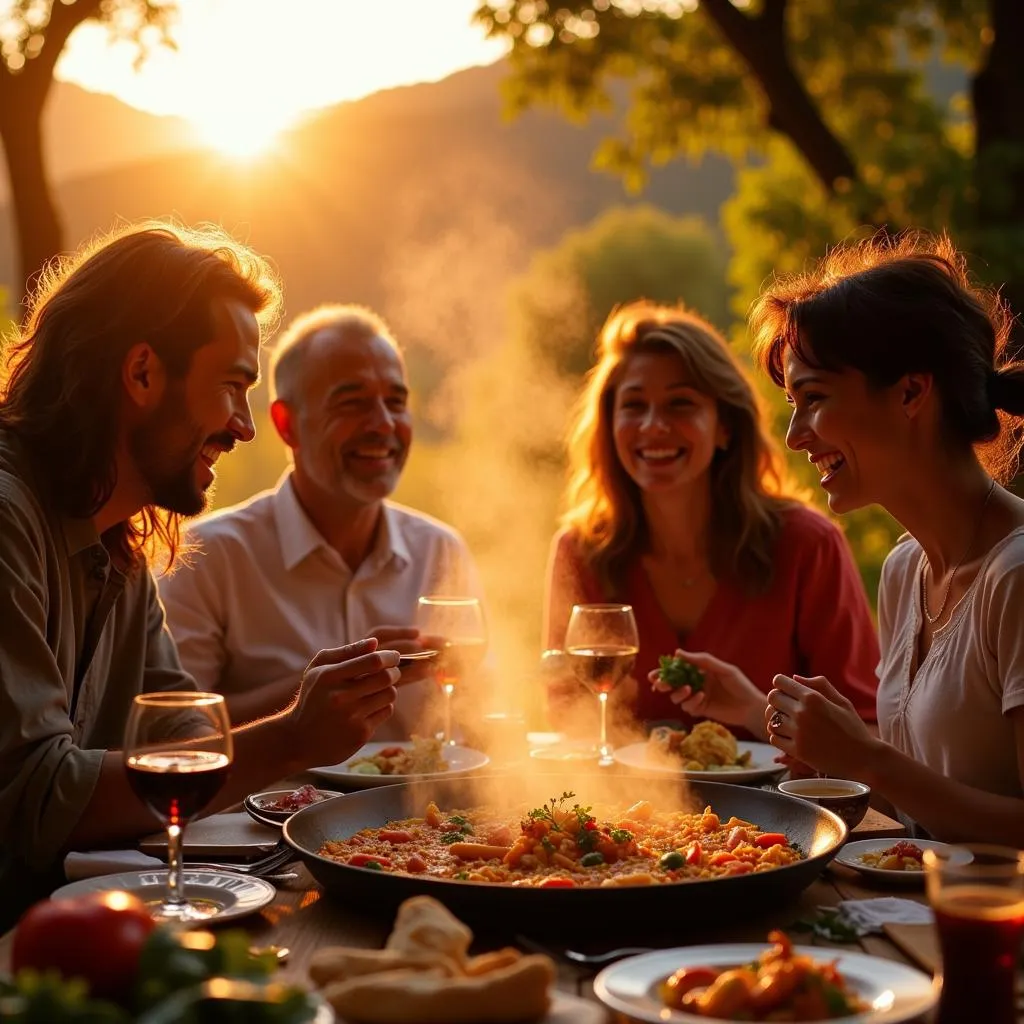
xmin=1 ymin=784 xmax=982 ymax=1023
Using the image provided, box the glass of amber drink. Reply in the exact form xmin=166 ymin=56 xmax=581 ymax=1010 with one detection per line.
xmin=564 ymin=603 xmax=639 ymax=767
xmin=416 ymin=595 xmax=487 ymax=745
xmin=924 ymin=843 xmax=1024 ymax=1024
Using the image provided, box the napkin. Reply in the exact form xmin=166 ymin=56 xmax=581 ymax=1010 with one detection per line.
xmin=836 ymin=897 xmax=934 ymax=935
xmin=64 ymin=849 xmax=164 ymax=881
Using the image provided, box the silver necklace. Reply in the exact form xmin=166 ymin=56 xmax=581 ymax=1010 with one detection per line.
xmin=920 ymin=479 xmax=996 ymax=625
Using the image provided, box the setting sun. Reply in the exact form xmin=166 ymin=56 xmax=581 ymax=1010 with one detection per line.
xmin=193 ymin=109 xmax=289 ymax=160
xmin=53 ymin=0 xmax=508 ymax=159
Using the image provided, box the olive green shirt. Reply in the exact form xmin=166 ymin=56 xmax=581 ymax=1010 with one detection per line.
xmin=0 ymin=430 xmax=193 ymax=922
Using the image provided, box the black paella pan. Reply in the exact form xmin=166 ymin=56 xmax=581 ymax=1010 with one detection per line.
xmin=283 ymin=772 xmax=846 ymax=934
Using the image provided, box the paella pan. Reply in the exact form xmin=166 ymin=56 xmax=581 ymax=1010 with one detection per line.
xmin=283 ymin=773 xmax=846 ymax=931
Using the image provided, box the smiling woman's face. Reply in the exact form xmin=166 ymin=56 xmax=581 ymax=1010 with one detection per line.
xmin=611 ymin=349 xmax=728 ymax=495
xmin=782 ymin=347 xmax=906 ymax=513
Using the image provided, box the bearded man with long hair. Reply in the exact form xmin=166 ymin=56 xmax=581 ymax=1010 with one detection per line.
xmin=0 ymin=221 xmax=402 ymax=927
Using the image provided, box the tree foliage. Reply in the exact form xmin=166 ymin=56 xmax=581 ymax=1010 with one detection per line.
xmin=0 ymin=0 xmax=177 ymax=308
xmin=474 ymin=1 xmax=1024 ymax=320
xmin=512 ymin=203 xmax=729 ymax=381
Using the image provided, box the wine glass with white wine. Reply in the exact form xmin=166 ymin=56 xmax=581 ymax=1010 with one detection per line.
xmin=416 ymin=595 xmax=487 ymax=745
xmin=563 ymin=604 xmax=639 ymax=767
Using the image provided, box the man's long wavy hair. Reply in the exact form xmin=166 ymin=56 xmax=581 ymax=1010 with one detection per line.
xmin=561 ymin=301 xmax=802 ymax=595
xmin=0 ymin=221 xmax=282 ymax=570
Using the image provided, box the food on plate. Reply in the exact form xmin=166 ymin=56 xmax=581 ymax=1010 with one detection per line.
xmin=318 ymin=790 xmax=802 ymax=887
xmin=659 ymin=929 xmax=868 ymax=1020
xmin=647 ymin=721 xmax=753 ymax=772
xmin=657 ymin=654 xmax=706 ymax=692
xmin=348 ymin=735 xmax=448 ymax=776
xmin=309 ymin=895 xmax=554 ymax=1023
xmin=858 ymin=841 xmax=925 ymax=871
xmin=2 ymin=897 xmax=318 ymax=1020
xmin=258 ymin=784 xmax=329 ymax=813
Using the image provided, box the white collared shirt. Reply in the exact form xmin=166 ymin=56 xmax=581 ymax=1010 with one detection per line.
xmin=158 ymin=473 xmax=483 ymax=739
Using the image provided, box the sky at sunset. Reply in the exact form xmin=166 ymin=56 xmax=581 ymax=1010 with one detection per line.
xmin=54 ymin=0 xmax=508 ymax=155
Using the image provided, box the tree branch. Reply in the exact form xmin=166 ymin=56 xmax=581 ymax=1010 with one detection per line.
xmin=700 ymin=0 xmax=864 ymax=201
xmin=24 ymin=0 xmax=104 ymax=91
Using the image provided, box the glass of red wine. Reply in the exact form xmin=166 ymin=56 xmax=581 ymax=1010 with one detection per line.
xmin=124 ymin=692 xmax=233 ymax=921
xmin=564 ymin=603 xmax=639 ymax=767
xmin=924 ymin=843 xmax=1024 ymax=1024
xmin=416 ymin=595 xmax=487 ymax=746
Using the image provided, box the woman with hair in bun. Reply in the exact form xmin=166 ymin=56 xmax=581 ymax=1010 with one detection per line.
xmin=543 ymin=300 xmax=879 ymax=742
xmin=755 ymin=233 xmax=1024 ymax=844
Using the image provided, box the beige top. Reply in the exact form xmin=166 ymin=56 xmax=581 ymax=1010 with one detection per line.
xmin=158 ymin=473 xmax=483 ymax=740
xmin=877 ymin=527 xmax=1024 ymax=821
xmin=0 ymin=430 xmax=193 ymax=923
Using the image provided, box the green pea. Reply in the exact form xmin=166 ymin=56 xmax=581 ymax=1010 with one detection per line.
xmin=659 ymin=850 xmax=685 ymax=870
xmin=580 ymin=851 xmax=605 ymax=867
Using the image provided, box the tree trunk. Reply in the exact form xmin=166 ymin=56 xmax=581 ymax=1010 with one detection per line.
xmin=971 ymin=0 xmax=1024 ymax=352
xmin=0 ymin=82 xmax=62 ymax=317
xmin=0 ymin=0 xmax=102 ymax=318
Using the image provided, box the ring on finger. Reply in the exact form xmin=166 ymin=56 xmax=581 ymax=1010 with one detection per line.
xmin=768 ymin=710 xmax=786 ymax=731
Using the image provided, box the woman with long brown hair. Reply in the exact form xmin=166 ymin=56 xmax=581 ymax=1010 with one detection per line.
xmin=544 ymin=300 xmax=879 ymax=738
xmin=758 ymin=233 xmax=1024 ymax=843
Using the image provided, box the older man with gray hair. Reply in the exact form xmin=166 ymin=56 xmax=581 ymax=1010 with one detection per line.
xmin=159 ymin=304 xmax=484 ymax=739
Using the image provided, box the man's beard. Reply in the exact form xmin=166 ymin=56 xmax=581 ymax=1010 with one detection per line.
xmin=129 ymin=393 xmax=232 ymax=516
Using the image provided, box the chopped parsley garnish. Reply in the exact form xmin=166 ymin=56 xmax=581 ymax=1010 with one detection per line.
xmin=445 ymin=816 xmax=473 ymax=835
xmin=453 ymin=870 xmax=469 ymax=880
xmin=541 ymin=836 xmax=556 ymax=853
xmin=610 ymin=828 xmax=633 ymax=844
xmin=439 ymin=831 xmax=464 ymax=845
xmin=528 ymin=791 xmax=577 ymax=830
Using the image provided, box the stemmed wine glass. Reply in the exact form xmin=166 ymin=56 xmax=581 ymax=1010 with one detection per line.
xmin=564 ymin=603 xmax=639 ymax=767
xmin=416 ymin=595 xmax=487 ymax=746
xmin=123 ymin=692 xmax=233 ymax=921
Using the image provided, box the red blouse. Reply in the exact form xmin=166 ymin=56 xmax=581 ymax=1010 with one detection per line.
xmin=548 ymin=505 xmax=880 ymax=730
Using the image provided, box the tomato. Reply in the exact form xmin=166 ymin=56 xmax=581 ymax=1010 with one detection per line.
xmin=11 ymin=891 xmax=156 ymax=1001
xmin=539 ymin=877 xmax=575 ymax=888
xmin=754 ymin=832 xmax=788 ymax=848
xmin=347 ymin=852 xmax=392 ymax=868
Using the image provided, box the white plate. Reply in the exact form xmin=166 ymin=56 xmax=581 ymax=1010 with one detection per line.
xmin=835 ymin=838 xmax=971 ymax=883
xmin=612 ymin=739 xmax=785 ymax=783
xmin=594 ymin=944 xmax=937 ymax=1024
xmin=50 ymin=869 xmax=276 ymax=924
xmin=310 ymin=741 xmax=490 ymax=789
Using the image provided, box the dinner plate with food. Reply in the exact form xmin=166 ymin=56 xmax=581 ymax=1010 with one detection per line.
xmin=593 ymin=931 xmax=936 ymax=1023
xmin=834 ymin=839 xmax=972 ymax=883
xmin=612 ymin=721 xmax=784 ymax=783
xmin=310 ymin=735 xmax=490 ymax=789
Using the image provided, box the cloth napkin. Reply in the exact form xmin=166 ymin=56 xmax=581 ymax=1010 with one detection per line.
xmin=64 ymin=849 xmax=164 ymax=881
xmin=836 ymin=897 xmax=934 ymax=935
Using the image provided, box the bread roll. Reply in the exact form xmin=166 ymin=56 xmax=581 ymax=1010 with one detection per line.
xmin=384 ymin=895 xmax=473 ymax=965
xmin=323 ymin=955 xmax=554 ymax=1023
xmin=309 ymin=947 xmax=459 ymax=986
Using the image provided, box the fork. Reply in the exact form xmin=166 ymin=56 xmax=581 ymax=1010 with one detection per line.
xmin=515 ymin=935 xmax=653 ymax=968
xmin=182 ymin=842 xmax=295 ymax=877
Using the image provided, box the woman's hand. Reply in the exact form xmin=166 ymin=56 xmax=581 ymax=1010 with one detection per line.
xmin=650 ymin=649 xmax=768 ymax=738
xmin=766 ymin=674 xmax=879 ymax=779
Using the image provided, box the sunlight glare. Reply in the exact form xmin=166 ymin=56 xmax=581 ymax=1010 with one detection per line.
xmin=194 ymin=107 xmax=290 ymax=160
